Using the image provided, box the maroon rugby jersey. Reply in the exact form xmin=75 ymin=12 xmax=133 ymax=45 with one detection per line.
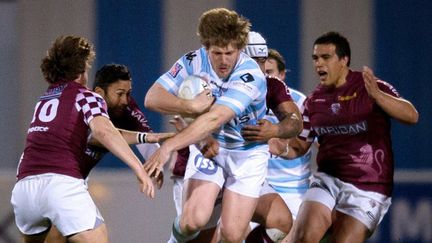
xmin=17 ymin=81 xmax=109 ymax=180
xmin=83 ymin=97 xmax=153 ymax=173
xmin=172 ymin=76 xmax=293 ymax=177
xmin=300 ymin=70 xmax=400 ymax=196
xmin=266 ymin=76 xmax=293 ymax=112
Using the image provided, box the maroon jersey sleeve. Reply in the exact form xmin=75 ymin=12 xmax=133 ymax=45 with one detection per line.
xmin=266 ymin=76 xmax=293 ymax=111
xmin=75 ymin=89 xmax=109 ymax=124
xmin=298 ymin=99 xmax=317 ymax=143
xmin=377 ymin=79 xmax=400 ymax=98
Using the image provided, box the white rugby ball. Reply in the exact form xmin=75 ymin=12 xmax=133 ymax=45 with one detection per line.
xmin=177 ymin=75 xmax=210 ymax=123
xmin=178 ymin=75 xmax=210 ymax=100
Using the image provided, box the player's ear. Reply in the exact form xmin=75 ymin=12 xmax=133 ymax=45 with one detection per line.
xmin=281 ymin=70 xmax=286 ymax=81
xmin=94 ymin=86 xmax=105 ymax=96
xmin=341 ymin=56 xmax=349 ymax=67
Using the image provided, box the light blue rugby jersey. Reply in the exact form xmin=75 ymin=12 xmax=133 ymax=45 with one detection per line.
xmin=156 ymin=47 xmax=267 ymax=149
xmin=265 ymin=88 xmax=312 ymax=193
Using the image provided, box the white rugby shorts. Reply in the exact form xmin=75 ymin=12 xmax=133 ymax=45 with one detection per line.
xmin=184 ymin=144 xmax=268 ymax=198
xmin=303 ymin=172 xmax=391 ymax=231
xmin=11 ymin=173 xmax=104 ymax=236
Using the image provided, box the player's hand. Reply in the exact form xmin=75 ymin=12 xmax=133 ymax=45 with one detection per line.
xmin=143 ymin=146 xmax=172 ymax=181
xmin=198 ymin=136 xmax=219 ymax=158
xmin=151 ymin=170 xmax=164 ymax=189
xmin=136 ymin=168 xmax=155 ymax=198
xmin=268 ymin=138 xmax=288 ymax=157
xmin=169 ymin=115 xmax=188 ymax=132
xmin=186 ymin=90 xmax=214 ymax=116
xmin=363 ymin=66 xmax=382 ymax=100
xmin=241 ymin=119 xmax=278 ymax=142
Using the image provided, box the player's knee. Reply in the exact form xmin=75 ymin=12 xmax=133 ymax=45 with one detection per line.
xmin=292 ymin=227 xmax=317 ymax=243
xmin=266 ymin=212 xmax=292 ymax=233
xmin=182 ymin=207 xmax=212 ymax=231
xmin=181 ymin=215 xmax=207 ymax=233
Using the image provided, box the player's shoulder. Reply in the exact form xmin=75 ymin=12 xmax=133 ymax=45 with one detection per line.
xmin=76 ymin=87 xmax=103 ymax=100
xmin=180 ymin=48 xmax=203 ymax=65
xmin=266 ymin=75 xmax=287 ymax=87
xmin=232 ymin=56 xmax=266 ymax=84
xmin=288 ymin=87 xmax=306 ymax=99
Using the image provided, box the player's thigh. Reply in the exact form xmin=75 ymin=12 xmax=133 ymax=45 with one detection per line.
xmin=253 ymin=193 xmax=292 ymax=231
xmin=331 ymin=211 xmax=368 ymax=243
xmin=67 ymin=223 xmax=108 ymax=243
xmin=293 ymin=201 xmax=332 ymax=242
xmin=22 ymin=231 xmax=49 ymax=243
xmin=220 ymin=188 xmax=259 ymax=239
xmin=45 ymin=225 xmax=67 ymax=243
xmin=182 ymin=178 xmax=221 ymax=224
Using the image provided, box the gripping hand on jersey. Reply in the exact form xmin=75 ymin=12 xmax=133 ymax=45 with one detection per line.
xmin=241 ymin=119 xmax=278 ymax=142
xmin=183 ymin=90 xmax=215 ymax=118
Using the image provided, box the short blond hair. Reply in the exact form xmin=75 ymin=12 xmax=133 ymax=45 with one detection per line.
xmin=198 ymin=8 xmax=250 ymax=50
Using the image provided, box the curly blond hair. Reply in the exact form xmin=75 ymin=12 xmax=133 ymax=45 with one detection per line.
xmin=198 ymin=8 xmax=250 ymax=50
xmin=40 ymin=35 xmax=95 ymax=84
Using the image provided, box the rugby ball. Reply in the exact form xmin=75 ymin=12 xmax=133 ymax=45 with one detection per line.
xmin=177 ymin=75 xmax=210 ymax=100
xmin=177 ymin=75 xmax=211 ymax=123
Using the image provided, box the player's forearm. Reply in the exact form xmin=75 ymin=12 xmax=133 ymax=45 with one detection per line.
xmin=274 ymin=101 xmax=303 ymax=138
xmin=119 ymin=129 xmax=175 ymax=144
xmin=162 ymin=106 xmax=232 ymax=153
xmin=144 ymin=83 xmax=191 ymax=115
xmin=90 ymin=117 xmax=144 ymax=174
xmin=374 ymin=91 xmax=419 ymax=124
xmin=275 ymin=114 xmax=303 ymax=138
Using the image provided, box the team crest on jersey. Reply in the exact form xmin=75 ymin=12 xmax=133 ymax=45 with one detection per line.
xmin=330 ymin=103 xmax=341 ymax=114
xmin=240 ymin=73 xmax=254 ymax=82
xmin=169 ymin=63 xmax=183 ymax=78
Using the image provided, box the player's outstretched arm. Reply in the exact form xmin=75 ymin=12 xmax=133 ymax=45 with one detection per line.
xmin=363 ymin=66 xmax=419 ymax=124
xmin=89 ymin=116 xmax=155 ymax=198
xmin=88 ymin=129 xmax=175 ymax=146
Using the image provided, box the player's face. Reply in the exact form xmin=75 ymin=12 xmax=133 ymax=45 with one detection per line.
xmin=207 ymin=43 xmax=241 ymax=79
xmin=265 ymin=58 xmax=285 ymax=80
xmin=312 ymin=44 xmax=348 ymax=87
xmin=103 ymin=80 xmax=132 ymax=117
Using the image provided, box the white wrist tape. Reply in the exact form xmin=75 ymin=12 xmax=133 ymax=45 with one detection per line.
xmin=279 ymin=143 xmax=290 ymax=157
xmin=137 ymin=132 xmax=148 ymax=144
